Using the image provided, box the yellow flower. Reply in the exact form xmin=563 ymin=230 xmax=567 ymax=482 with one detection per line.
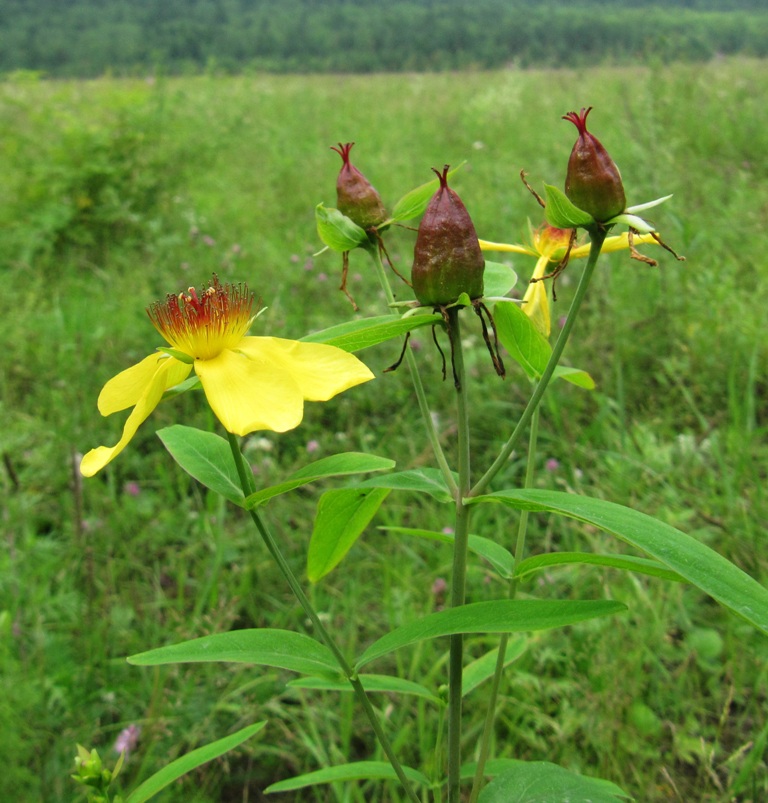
xmin=81 ymin=276 xmax=374 ymax=477
xmin=479 ymin=224 xmax=657 ymax=337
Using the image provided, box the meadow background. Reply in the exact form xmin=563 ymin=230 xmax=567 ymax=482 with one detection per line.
xmin=1 ymin=7 xmax=768 ymax=801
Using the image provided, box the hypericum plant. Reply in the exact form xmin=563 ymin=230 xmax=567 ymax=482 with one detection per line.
xmin=76 ymin=108 xmax=768 ymax=803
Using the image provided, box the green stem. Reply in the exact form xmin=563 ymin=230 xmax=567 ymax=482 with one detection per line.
xmin=368 ymin=246 xmax=457 ymax=496
xmin=445 ymin=307 xmax=472 ymax=803
xmin=468 ymin=405 xmax=540 ymax=803
xmin=470 ymin=229 xmax=607 ymax=498
xmin=226 ymin=432 xmax=421 ymax=803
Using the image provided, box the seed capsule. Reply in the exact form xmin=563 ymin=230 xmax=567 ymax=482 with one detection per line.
xmin=412 ymin=166 xmax=484 ymax=306
xmin=331 ymin=142 xmax=387 ymax=229
xmin=563 ymin=107 xmax=626 ymax=222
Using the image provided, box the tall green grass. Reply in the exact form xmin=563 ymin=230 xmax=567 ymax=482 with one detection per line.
xmin=1 ymin=58 xmax=767 ymax=801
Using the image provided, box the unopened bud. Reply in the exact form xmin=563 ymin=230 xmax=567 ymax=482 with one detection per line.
xmin=331 ymin=142 xmax=387 ymax=229
xmin=412 ymin=166 xmax=484 ymax=306
xmin=563 ymin=107 xmax=626 ymax=222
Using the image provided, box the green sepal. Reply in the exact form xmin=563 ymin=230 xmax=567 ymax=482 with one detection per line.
xmin=483 ymin=261 xmax=518 ymax=298
xmin=315 ymin=203 xmax=369 ymax=252
xmin=161 ymin=374 xmax=201 ymax=401
xmin=544 ymin=184 xmax=596 ymax=229
xmin=625 ymin=194 xmax=673 ymax=214
xmin=389 ymin=162 xmax=465 ymax=223
xmin=156 ymin=346 xmax=194 ymax=364
xmin=606 ymin=212 xmax=656 ymax=234
xmin=447 ymin=292 xmax=474 ymax=309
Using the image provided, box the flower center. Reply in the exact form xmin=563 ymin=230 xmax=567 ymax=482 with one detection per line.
xmin=148 ymin=275 xmax=255 ymax=361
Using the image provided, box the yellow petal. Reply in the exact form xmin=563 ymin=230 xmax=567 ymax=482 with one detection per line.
xmin=80 ymin=357 xmax=191 ymax=477
xmin=194 ymin=347 xmax=306 ymax=435
xmin=98 ymin=352 xmax=191 ymax=415
xmin=238 ymin=337 xmax=374 ymax=401
xmin=478 ymin=239 xmax=536 ymax=256
xmin=570 ymin=232 xmax=657 ymax=259
xmin=522 ymin=256 xmax=551 ymax=337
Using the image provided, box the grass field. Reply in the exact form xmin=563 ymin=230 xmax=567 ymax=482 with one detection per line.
xmin=2 ymin=57 xmax=768 ymax=801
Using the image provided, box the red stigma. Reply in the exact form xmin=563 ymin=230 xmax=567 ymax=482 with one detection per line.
xmin=563 ymin=107 xmax=593 ymax=136
xmin=331 ymin=142 xmax=355 ymax=167
xmin=431 ymin=165 xmax=450 ymax=190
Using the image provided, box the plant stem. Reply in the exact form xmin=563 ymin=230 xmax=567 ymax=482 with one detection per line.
xmin=226 ymin=432 xmax=421 ymax=803
xmin=468 ymin=405 xmax=540 ymax=803
xmin=445 ymin=307 xmax=472 ymax=803
xmin=368 ymin=246 xmax=458 ymax=496
xmin=470 ymin=229 xmax=607 ymax=498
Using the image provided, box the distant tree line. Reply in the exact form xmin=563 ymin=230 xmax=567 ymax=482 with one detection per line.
xmin=2 ymin=0 xmax=767 ymax=77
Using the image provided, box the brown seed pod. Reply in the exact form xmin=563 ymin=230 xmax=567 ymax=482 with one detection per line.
xmin=412 ymin=166 xmax=484 ymax=306
xmin=331 ymin=142 xmax=387 ymax=230
xmin=563 ymin=107 xmax=626 ymax=222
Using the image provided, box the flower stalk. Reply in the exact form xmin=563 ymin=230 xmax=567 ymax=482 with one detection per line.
xmin=226 ymin=432 xmax=421 ymax=803
xmin=469 ymin=406 xmax=540 ymax=803
xmin=446 ymin=306 xmax=473 ymax=803
xmin=471 ymin=227 xmax=608 ymax=497
xmin=368 ymin=245 xmax=458 ymax=496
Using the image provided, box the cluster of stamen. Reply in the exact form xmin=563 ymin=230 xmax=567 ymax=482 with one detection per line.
xmin=148 ymin=274 xmax=255 ymax=360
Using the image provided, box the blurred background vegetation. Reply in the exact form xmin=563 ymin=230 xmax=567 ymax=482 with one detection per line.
xmin=1 ymin=2 xmax=768 ymax=801
xmin=1 ymin=0 xmax=768 ymax=76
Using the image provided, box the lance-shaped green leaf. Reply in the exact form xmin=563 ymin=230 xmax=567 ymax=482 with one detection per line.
xmin=389 ymin=163 xmax=465 ymax=223
xmin=288 ymin=673 xmax=441 ymax=704
xmin=472 ymin=760 xmax=630 ymax=802
xmin=301 ymin=312 xmax=443 ymax=352
xmin=125 ymin=722 xmax=266 ymax=803
xmin=127 ymin=629 xmax=338 ymax=675
xmin=515 ymin=551 xmax=685 ymax=583
xmin=158 ymin=425 xmax=244 ymax=506
xmin=316 ymin=203 xmax=369 ymax=252
xmin=468 ymin=489 xmax=768 ymax=636
xmin=544 ymin=184 xmax=596 ymax=229
xmin=308 ymin=487 xmax=391 ymax=582
xmin=552 ymin=364 xmax=596 ymax=389
xmin=463 ymin=639 xmax=528 ymax=697
xmin=265 ymin=761 xmax=430 ymax=794
xmin=494 ymin=299 xmax=550 ymax=380
xmin=359 ymin=468 xmax=456 ymax=503
xmin=245 ymin=452 xmax=395 ymax=509
xmin=381 ymin=526 xmax=514 ymax=578
xmin=355 ymin=599 xmax=626 ymax=670
xmin=483 ymin=261 xmax=518 ymax=298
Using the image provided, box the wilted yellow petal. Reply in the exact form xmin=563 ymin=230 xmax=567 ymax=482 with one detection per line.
xmin=522 ymin=256 xmax=551 ymax=337
xmin=239 ymin=337 xmax=374 ymax=401
xmin=98 ymin=353 xmax=191 ymax=415
xmin=80 ymin=357 xmax=191 ymax=477
xmin=478 ymin=239 xmax=536 ymax=256
xmin=194 ymin=347 xmax=306 ymax=435
xmin=571 ymin=231 xmax=657 ymax=258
